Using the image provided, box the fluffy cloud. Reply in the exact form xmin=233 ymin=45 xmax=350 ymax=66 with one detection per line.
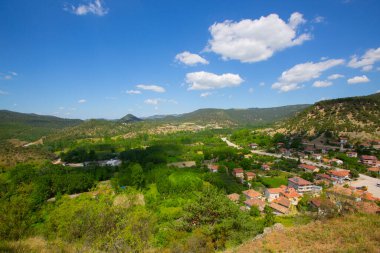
xmin=312 ymin=16 xmax=325 ymax=23
xmin=78 ymin=99 xmax=87 ymax=103
xmin=126 ymin=90 xmax=141 ymax=94
xmin=348 ymin=47 xmax=380 ymax=71
xmin=136 ymin=84 xmax=165 ymax=93
xmin=207 ymin=12 xmax=311 ymax=63
xmin=175 ymin=51 xmax=209 ymax=66
xmin=186 ymin=71 xmax=244 ymax=90
xmin=65 ymin=0 xmax=108 ymax=16
xmin=327 ymin=74 xmax=344 ymax=80
xmin=272 ymin=59 xmax=344 ymax=92
xmin=347 ymin=75 xmax=370 ymax=84
xmin=313 ymin=80 xmax=332 ymax=88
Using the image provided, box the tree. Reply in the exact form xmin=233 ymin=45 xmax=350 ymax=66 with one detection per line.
xmin=263 ymin=205 xmax=275 ymax=227
xmin=130 ymin=163 xmax=145 ymax=189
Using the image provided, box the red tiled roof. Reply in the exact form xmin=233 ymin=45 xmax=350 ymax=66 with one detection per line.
xmin=316 ymin=173 xmax=331 ymax=180
xmin=227 ymin=193 xmax=240 ymax=202
xmin=244 ymin=198 xmax=265 ymax=209
xmin=299 ymin=164 xmax=317 ymax=171
xmin=288 ymin=177 xmax=312 ymax=186
xmin=281 ymin=187 xmax=300 ymax=198
xmin=269 ymin=202 xmax=289 ymax=214
xmin=243 ymin=189 xmax=262 ymax=198
xmin=267 ymin=187 xmax=283 ymax=194
xmin=361 ymin=155 xmax=377 ymax=160
xmin=208 ymin=164 xmax=219 ymax=170
xmin=273 ymin=196 xmax=291 ymax=208
xmin=329 ymin=170 xmax=350 ymax=178
xmin=245 ymin=171 xmax=255 ymax=176
xmin=233 ymin=168 xmax=244 ymax=173
xmin=368 ymin=167 xmax=380 ymax=172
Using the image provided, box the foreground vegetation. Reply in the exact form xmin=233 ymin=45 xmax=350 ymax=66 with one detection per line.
xmin=229 ymin=213 xmax=380 ymax=253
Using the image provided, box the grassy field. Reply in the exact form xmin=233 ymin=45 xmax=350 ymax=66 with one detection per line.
xmin=260 ymin=176 xmax=288 ymax=188
xmin=228 ymin=213 xmax=380 ymax=253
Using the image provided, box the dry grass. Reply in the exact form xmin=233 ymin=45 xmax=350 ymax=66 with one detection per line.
xmin=228 ymin=214 xmax=380 ymax=253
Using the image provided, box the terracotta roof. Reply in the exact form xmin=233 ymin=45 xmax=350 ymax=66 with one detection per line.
xmin=208 ymin=164 xmax=219 ymax=170
xmin=288 ymin=177 xmax=312 ymax=186
xmin=267 ymin=187 xmax=283 ymax=194
xmin=244 ymin=198 xmax=266 ymax=209
xmin=310 ymin=198 xmax=322 ymax=208
xmin=299 ymin=164 xmax=317 ymax=171
xmin=227 ymin=193 xmax=240 ymax=202
xmin=368 ymin=167 xmax=380 ymax=172
xmin=281 ymin=187 xmax=300 ymax=198
xmin=269 ymin=202 xmax=289 ymax=214
xmin=243 ymin=189 xmax=262 ymax=198
xmin=233 ymin=168 xmax=244 ymax=173
xmin=245 ymin=171 xmax=256 ymax=176
xmin=316 ymin=173 xmax=331 ymax=180
xmin=361 ymin=155 xmax=377 ymax=160
xmin=273 ymin=196 xmax=291 ymax=208
xmin=329 ymin=169 xmax=350 ymax=178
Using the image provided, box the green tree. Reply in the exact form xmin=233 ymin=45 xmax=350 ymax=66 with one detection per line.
xmin=264 ymin=205 xmax=275 ymax=227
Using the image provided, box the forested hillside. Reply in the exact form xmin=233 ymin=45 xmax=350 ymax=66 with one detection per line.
xmin=0 ymin=110 xmax=82 ymax=142
xmin=280 ymin=93 xmax=380 ymax=138
xmin=153 ymin=105 xmax=310 ymax=126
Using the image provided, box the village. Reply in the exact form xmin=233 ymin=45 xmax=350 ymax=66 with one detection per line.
xmin=215 ymin=136 xmax=380 ymax=216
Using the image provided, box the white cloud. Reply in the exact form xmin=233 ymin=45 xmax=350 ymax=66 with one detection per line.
xmin=144 ymin=98 xmax=160 ymax=105
xmin=207 ymin=12 xmax=311 ymax=63
xmin=312 ymin=16 xmax=325 ymax=23
xmin=65 ymin=0 xmax=108 ymax=16
xmin=259 ymin=82 xmax=265 ymax=86
xmin=175 ymin=51 xmax=209 ymax=66
xmin=272 ymin=59 xmax=344 ymax=92
xmin=78 ymin=99 xmax=87 ymax=103
xmin=200 ymin=92 xmax=212 ymax=97
xmin=144 ymin=98 xmax=177 ymax=105
xmin=348 ymin=47 xmax=380 ymax=71
xmin=347 ymin=75 xmax=370 ymax=84
xmin=327 ymin=74 xmax=344 ymax=80
xmin=0 ymin=71 xmax=17 ymax=80
xmin=136 ymin=84 xmax=165 ymax=93
xmin=313 ymin=80 xmax=332 ymax=88
xmin=126 ymin=90 xmax=142 ymax=94
xmin=248 ymin=87 xmax=254 ymax=93
xmin=0 ymin=90 xmax=8 ymax=95
xmin=186 ymin=71 xmax=244 ymax=90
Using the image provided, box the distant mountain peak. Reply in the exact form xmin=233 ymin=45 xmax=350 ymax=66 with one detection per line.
xmin=119 ymin=114 xmax=142 ymax=123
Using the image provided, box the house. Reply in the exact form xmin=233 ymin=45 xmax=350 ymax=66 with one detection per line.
xmin=261 ymin=164 xmax=271 ymax=171
xmin=330 ymin=158 xmax=344 ymax=166
xmin=277 ymin=142 xmax=285 ymax=147
xmin=346 ymin=151 xmax=358 ymax=158
xmin=249 ymin=143 xmax=258 ymax=149
xmin=298 ymin=163 xmax=319 ymax=173
xmin=265 ymin=186 xmax=286 ymax=202
xmin=167 ymin=161 xmax=196 ymax=168
xmin=105 ymin=158 xmax=122 ymax=167
xmin=243 ymin=189 xmax=262 ymax=200
xmin=244 ymin=198 xmax=266 ymax=211
xmin=368 ymin=167 xmax=380 ymax=175
xmin=360 ymin=155 xmax=378 ymax=166
xmin=328 ymin=170 xmax=350 ymax=184
xmin=297 ymin=152 xmax=308 ymax=159
xmin=232 ymin=168 xmax=244 ymax=178
xmin=279 ymin=148 xmax=290 ymax=156
xmin=269 ymin=202 xmax=289 ymax=215
xmin=208 ymin=164 xmax=219 ymax=173
xmin=340 ymin=137 xmax=348 ymax=144
xmin=244 ymin=154 xmax=253 ymax=159
xmin=288 ymin=177 xmax=321 ymax=193
xmin=273 ymin=196 xmax=291 ymax=209
xmin=227 ymin=193 xmax=240 ymax=202
xmin=312 ymin=153 xmax=322 ymax=160
xmin=245 ymin=171 xmax=256 ymax=181
xmin=281 ymin=187 xmax=301 ymax=205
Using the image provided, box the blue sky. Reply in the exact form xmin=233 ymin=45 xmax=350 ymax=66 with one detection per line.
xmin=0 ymin=0 xmax=380 ymax=119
